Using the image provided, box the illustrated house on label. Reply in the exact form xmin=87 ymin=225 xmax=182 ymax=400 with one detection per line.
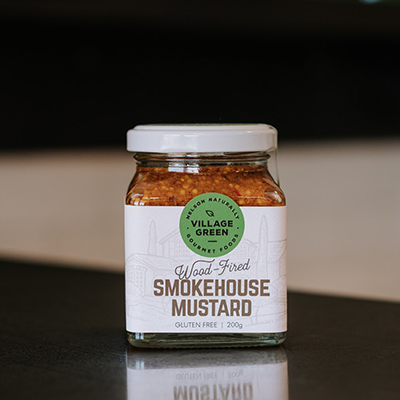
xmin=159 ymin=230 xmax=192 ymax=259
xmin=266 ymin=241 xmax=287 ymax=301
xmin=126 ymin=217 xmax=286 ymax=303
xmin=159 ymin=229 xmax=258 ymax=261
xmin=126 ymin=253 xmax=173 ymax=297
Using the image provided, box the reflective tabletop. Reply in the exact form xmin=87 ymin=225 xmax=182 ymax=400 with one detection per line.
xmin=127 ymin=347 xmax=288 ymax=400
xmin=1 ymin=259 xmax=399 ymax=400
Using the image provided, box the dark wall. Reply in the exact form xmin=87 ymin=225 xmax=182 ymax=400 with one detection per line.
xmin=1 ymin=0 xmax=400 ymax=149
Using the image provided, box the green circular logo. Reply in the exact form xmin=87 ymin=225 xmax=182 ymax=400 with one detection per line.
xmin=179 ymin=192 xmax=245 ymax=257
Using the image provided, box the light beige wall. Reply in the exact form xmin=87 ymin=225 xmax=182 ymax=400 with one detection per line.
xmin=280 ymin=141 xmax=400 ymax=302
xmin=1 ymin=141 xmax=399 ymax=301
xmin=0 ymin=150 xmax=132 ymax=269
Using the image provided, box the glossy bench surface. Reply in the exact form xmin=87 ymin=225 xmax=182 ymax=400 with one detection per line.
xmin=1 ymin=259 xmax=399 ymax=400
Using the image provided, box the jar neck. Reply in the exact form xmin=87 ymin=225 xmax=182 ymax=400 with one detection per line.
xmin=133 ymin=151 xmax=270 ymax=168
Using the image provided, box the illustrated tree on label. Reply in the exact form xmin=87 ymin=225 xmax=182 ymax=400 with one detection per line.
xmin=148 ymin=220 xmax=157 ymax=255
xmin=257 ymin=216 xmax=269 ymax=277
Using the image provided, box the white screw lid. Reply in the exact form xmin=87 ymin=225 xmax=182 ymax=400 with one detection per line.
xmin=126 ymin=123 xmax=278 ymax=153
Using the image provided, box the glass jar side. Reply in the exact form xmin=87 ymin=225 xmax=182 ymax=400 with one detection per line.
xmin=125 ymin=152 xmax=286 ymax=348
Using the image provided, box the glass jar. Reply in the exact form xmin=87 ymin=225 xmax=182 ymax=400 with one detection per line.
xmin=125 ymin=124 xmax=287 ymax=348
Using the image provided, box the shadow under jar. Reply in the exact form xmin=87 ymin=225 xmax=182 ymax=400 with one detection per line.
xmin=125 ymin=124 xmax=287 ymax=348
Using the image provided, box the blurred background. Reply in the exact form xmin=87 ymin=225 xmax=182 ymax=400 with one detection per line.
xmin=0 ymin=0 xmax=399 ymax=301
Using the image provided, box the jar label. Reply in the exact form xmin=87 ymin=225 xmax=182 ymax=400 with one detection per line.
xmin=125 ymin=199 xmax=287 ymax=333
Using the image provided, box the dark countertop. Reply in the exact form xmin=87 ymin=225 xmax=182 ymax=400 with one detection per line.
xmin=1 ymin=259 xmax=399 ymax=400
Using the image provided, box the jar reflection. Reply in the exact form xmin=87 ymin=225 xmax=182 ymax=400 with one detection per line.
xmin=127 ymin=346 xmax=288 ymax=400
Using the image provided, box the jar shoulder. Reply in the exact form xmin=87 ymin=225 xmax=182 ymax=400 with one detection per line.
xmin=126 ymin=167 xmax=286 ymax=207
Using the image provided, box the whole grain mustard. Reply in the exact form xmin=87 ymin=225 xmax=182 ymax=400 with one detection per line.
xmin=126 ymin=164 xmax=285 ymax=207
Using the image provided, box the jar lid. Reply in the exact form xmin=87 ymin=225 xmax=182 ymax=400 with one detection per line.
xmin=126 ymin=123 xmax=277 ymax=153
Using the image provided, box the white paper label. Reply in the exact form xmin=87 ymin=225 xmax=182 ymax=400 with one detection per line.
xmin=125 ymin=204 xmax=286 ymax=333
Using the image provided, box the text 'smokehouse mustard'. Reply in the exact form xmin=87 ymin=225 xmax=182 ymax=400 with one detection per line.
xmin=125 ymin=124 xmax=287 ymax=348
